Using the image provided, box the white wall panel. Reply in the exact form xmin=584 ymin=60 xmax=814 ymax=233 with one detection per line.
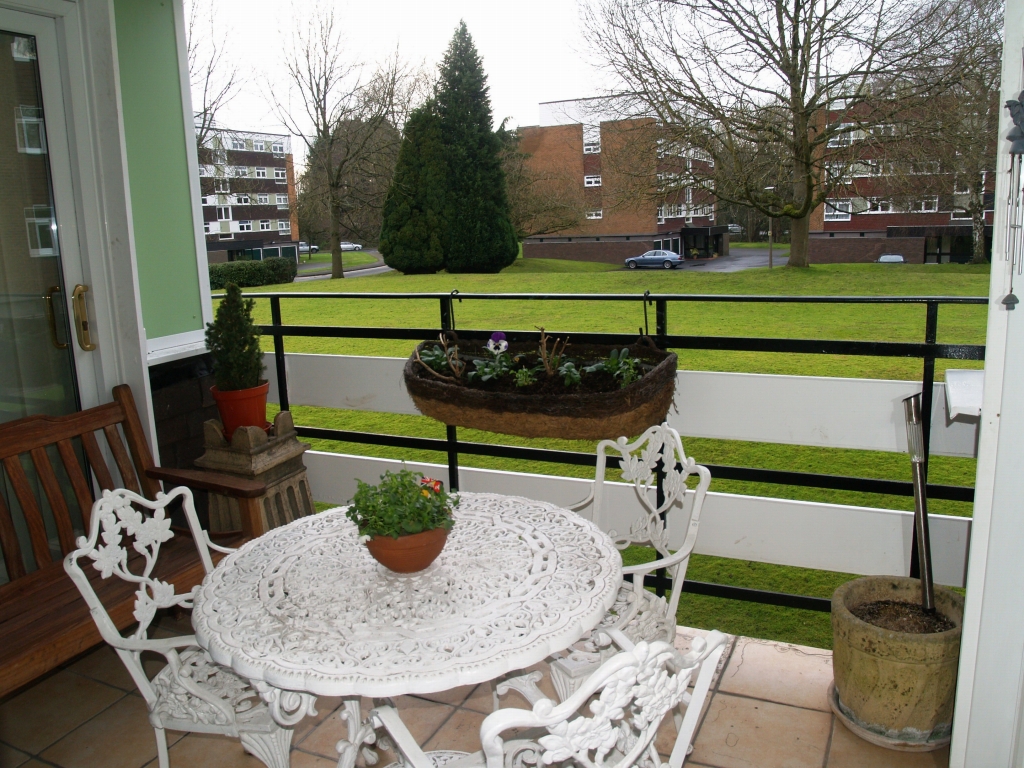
xmin=268 ymin=353 xmax=980 ymax=457
xmin=305 ymin=450 xmax=970 ymax=587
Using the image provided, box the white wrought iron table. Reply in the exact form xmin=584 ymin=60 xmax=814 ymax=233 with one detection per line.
xmin=191 ymin=491 xmax=623 ymax=767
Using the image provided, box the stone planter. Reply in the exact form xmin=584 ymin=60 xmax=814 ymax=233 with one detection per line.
xmin=831 ymin=576 xmax=963 ymax=751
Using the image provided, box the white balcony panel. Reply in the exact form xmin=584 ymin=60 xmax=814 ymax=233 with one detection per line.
xmin=304 ymin=451 xmax=970 ymax=587
xmin=265 ymin=353 xmax=981 ymax=457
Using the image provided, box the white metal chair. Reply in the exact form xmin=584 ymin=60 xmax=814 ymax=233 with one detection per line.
xmin=373 ymin=631 xmax=728 ymax=768
xmin=541 ymin=424 xmax=710 ymax=701
xmin=64 ymin=487 xmax=293 ymax=768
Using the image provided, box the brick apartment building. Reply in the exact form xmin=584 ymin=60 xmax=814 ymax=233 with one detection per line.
xmin=197 ymin=128 xmax=300 ymax=263
xmin=519 ymin=98 xmax=727 ymax=265
xmin=809 ymin=124 xmax=994 ymax=264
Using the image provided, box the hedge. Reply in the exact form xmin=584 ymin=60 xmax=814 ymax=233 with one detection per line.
xmin=209 ymin=257 xmax=297 ymax=289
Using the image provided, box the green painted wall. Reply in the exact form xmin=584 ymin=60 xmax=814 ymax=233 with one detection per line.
xmin=114 ymin=0 xmax=203 ymax=339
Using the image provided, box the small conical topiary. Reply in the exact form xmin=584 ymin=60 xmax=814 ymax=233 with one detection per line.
xmin=205 ymin=282 xmax=264 ymax=391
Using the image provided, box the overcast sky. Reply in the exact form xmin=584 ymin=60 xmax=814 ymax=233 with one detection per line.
xmin=204 ymin=0 xmax=610 ymax=146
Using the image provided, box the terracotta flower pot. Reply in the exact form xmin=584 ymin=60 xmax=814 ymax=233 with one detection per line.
xmin=210 ymin=382 xmax=270 ymax=441
xmin=365 ymin=527 xmax=448 ymax=573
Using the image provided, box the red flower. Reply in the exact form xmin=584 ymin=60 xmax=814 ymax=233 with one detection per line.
xmin=419 ymin=477 xmax=443 ymax=494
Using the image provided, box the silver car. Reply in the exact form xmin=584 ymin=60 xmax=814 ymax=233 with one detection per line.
xmin=339 ymin=241 xmax=363 ymax=251
xmin=625 ymin=250 xmax=684 ymax=270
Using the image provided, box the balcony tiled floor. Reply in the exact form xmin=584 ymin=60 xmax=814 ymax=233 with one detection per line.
xmin=0 ymin=618 xmax=950 ymax=768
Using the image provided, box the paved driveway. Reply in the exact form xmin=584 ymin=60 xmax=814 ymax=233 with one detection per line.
xmin=681 ymin=248 xmax=789 ymax=272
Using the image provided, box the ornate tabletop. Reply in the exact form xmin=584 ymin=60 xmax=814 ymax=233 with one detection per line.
xmin=192 ymin=492 xmax=622 ymax=699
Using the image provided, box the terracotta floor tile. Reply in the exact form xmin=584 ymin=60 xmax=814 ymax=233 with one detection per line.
xmin=0 ymin=742 xmax=31 ymax=768
xmin=826 ymin=720 xmax=951 ymax=767
xmin=290 ymin=751 xmax=341 ymax=768
xmin=424 ymin=708 xmax=485 ymax=753
xmin=297 ymin=698 xmax=376 ymax=760
xmin=66 ymin=646 xmax=136 ymax=692
xmin=41 ymin=694 xmax=181 ymax=768
xmin=0 ymin=670 xmax=125 ymax=754
xmin=690 ymin=693 xmax=832 ymax=768
xmin=717 ymin=638 xmax=833 ymax=712
xmin=292 ymin=696 xmax=344 ymax=743
xmin=459 ymin=684 xmax=495 ymax=715
xmin=414 ymin=685 xmax=475 ymax=707
xmin=14 ymin=762 xmax=50 ymax=768
xmin=392 ymin=697 xmax=455 ymax=744
xmin=164 ymin=732 xmax=264 ymax=767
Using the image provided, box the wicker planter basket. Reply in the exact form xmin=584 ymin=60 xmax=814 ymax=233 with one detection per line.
xmin=403 ymin=339 xmax=677 ymax=440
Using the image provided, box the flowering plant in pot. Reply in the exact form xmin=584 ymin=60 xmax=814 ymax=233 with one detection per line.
xmin=346 ymin=470 xmax=458 ymax=573
xmin=205 ymin=282 xmax=268 ymax=440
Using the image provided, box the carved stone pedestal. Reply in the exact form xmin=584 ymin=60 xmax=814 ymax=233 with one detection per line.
xmin=196 ymin=410 xmax=315 ymax=535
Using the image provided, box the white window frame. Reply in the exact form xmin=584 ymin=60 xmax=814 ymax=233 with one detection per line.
xmin=234 ymin=194 xmax=250 ymax=205
xmin=827 ymin=123 xmax=856 ymax=148
xmin=823 ymin=199 xmax=852 ymax=221
xmin=15 ymin=106 xmax=46 ymax=154
xmin=255 ymin=167 xmax=267 ymax=178
xmin=915 ymin=196 xmax=939 ymax=213
xmin=272 ymin=142 xmax=285 ymax=156
xmin=274 ymin=167 xmax=287 ymax=181
xmin=24 ymin=205 xmax=58 ymax=256
xmin=277 ymin=219 xmax=291 ymax=232
xmin=214 ymin=178 xmax=229 ymax=193
xmin=276 ymin=194 xmax=289 ymax=208
xmin=260 ymin=220 xmax=271 ymax=231
xmin=230 ymin=138 xmax=245 ymax=151
xmin=584 ymin=175 xmax=602 ymax=187
xmin=216 ymin=206 xmax=231 ymax=221
xmin=213 ymin=149 xmax=227 ymax=165
xmin=231 ymin=166 xmax=250 ymax=177
xmin=659 ymin=203 xmax=687 ymax=219
xmin=866 ymin=198 xmax=893 ymax=214
xmin=586 ymin=209 xmax=603 ymax=219
xmin=203 ymin=221 xmax=211 ymax=234
xmin=257 ymin=193 xmax=269 ymax=205
xmin=253 ymin=140 xmax=265 ymax=152
xmin=238 ymin=220 xmax=252 ymax=231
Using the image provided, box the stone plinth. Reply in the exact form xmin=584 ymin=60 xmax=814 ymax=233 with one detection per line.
xmin=196 ymin=410 xmax=315 ymax=534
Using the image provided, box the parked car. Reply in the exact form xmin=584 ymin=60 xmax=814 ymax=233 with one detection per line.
xmin=727 ymin=223 xmax=744 ymax=236
xmin=339 ymin=241 xmax=363 ymax=251
xmin=625 ymin=250 xmax=685 ymax=270
xmin=298 ymin=242 xmax=319 ymax=254
xmin=876 ymin=253 xmax=905 ymax=263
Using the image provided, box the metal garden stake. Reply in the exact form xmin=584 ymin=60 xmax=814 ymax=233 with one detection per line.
xmin=904 ymin=393 xmax=935 ymax=613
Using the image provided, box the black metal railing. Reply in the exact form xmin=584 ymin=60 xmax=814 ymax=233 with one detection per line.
xmin=239 ymin=290 xmax=987 ymax=612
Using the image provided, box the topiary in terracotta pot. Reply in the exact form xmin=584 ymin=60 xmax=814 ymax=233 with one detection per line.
xmin=831 ymin=576 xmax=963 ymax=751
xmin=346 ymin=470 xmax=457 ymax=573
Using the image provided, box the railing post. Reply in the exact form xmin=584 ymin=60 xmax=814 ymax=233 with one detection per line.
xmin=656 ymin=298 xmax=668 ymax=347
xmin=440 ymin=296 xmax=460 ymax=491
xmin=270 ymin=297 xmax=289 ymax=413
xmin=910 ymin=300 xmax=939 ymax=579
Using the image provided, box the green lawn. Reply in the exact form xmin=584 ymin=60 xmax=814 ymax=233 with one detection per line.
xmin=729 ymin=241 xmax=791 ymax=250
xmin=254 ymin=259 xmax=990 ymax=649
xmin=299 ymin=250 xmax=378 ymax=269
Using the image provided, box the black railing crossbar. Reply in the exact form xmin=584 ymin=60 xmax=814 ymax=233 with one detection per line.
xmin=253 ymin=290 xmax=986 ymax=614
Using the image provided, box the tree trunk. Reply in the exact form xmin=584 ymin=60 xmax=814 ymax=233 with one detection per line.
xmin=787 ymin=215 xmax=810 ymax=267
xmin=970 ymin=207 xmax=988 ymax=265
xmin=329 ymin=206 xmax=345 ymax=279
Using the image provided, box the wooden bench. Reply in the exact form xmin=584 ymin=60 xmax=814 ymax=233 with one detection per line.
xmin=0 ymin=385 xmax=267 ymax=698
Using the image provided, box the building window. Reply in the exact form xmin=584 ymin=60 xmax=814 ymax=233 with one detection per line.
xmin=951 ymin=209 xmax=972 ymax=220
xmin=217 ymin=206 xmax=231 ymax=221
xmin=231 ymin=166 xmax=250 ymax=177
xmin=274 ymin=167 xmax=287 ymax=181
xmin=214 ymin=178 xmax=229 ymax=193
xmin=583 ymin=124 xmax=600 ymax=154
xmin=255 ymin=167 xmax=267 ymax=178
xmin=213 ymin=149 xmax=227 ymax=164
xmin=866 ymin=198 xmax=893 ymax=214
xmin=278 ymin=220 xmax=291 ymax=232
xmin=584 ymin=175 xmax=602 ymax=187
xmin=272 ymin=142 xmax=285 ymax=156
xmin=586 ymin=210 xmax=603 ymax=219
xmin=15 ymin=106 xmax=46 ymax=154
xmin=257 ymin=193 xmax=269 ymax=204
xmin=260 ymin=219 xmax=271 ymax=231
xmin=658 ymin=204 xmax=687 ymax=219
xmin=234 ymin=194 xmax=250 ymax=205
xmin=11 ymin=37 xmax=36 ymax=62
xmin=24 ymin=205 xmax=58 ymax=256
xmin=203 ymin=221 xmax=211 ymax=234
xmin=276 ymin=194 xmax=289 ymax=208
xmin=219 ymin=232 xmax=233 ymax=240
xmin=827 ymin=123 xmax=856 ymax=148
xmin=239 ymin=220 xmax=252 ymax=231
xmin=253 ymin=140 xmax=265 ymax=152
xmin=914 ymin=197 xmax=939 ymax=213
xmin=823 ymin=199 xmax=852 ymax=221
xmin=230 ymin=138 xmax=245 ymax=150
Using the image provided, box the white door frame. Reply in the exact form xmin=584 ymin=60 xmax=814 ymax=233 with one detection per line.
xmin=0 ymin=0 xmax=154 ymax=445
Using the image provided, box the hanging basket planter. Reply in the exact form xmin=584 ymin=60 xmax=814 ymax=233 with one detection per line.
xmin=403 ymin=336 xmax=677 ymax=440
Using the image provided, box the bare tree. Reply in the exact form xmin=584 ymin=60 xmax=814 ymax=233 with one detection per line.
xmin=185 ymin=0 xmax=241 ymax=149
xmin=498 ymin=125 xmax=588 ymax=238
xmin=271 ymin=10 xmax=423 ymax=278
xmin=586 ymin=0 xmax=958 ymax=266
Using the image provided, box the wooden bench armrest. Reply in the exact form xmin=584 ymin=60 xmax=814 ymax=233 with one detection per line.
xmin=146 ymin=467 xmax=266 ymax=498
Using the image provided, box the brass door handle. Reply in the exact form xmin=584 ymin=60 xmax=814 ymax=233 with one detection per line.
xmin=71 ymin=284 xmax=97 ymax=351
xmin=43 ymin=285 xmax=68 ymax=349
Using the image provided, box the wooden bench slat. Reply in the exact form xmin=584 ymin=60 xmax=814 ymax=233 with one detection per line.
xmin=81 ymin=430 xmax=115 ymax=492
xmin=2 ymin=456 xmax=53 ymax=569
xmin=0 ymin=492 xmax=26 ymax=581
xmin=30 ymin=447 xmax=76 ymax=556
xmin=102 ymin=425 xmax=140 ymax=495
xmin=56 ymin=439 xmax=95 ymax=530
xmin=0 ymin=403 xmax=124 ymax=460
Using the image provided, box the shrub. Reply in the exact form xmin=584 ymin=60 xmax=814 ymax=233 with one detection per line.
xmin=209 ymin=260 xmax=269 ymax=289
xmin=263 ymin=257 xmax=297 ymax=285
xmin=346 ymin=470 xmax=457 ymax=539
xmin=204 ymin=283 xmax=264 ymax=391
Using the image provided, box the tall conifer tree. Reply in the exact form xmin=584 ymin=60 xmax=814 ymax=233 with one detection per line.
xmin=435 ymin=22 xmax=518 ymax=273
xmin=379 ymin=102 xmax=447 ymax=274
